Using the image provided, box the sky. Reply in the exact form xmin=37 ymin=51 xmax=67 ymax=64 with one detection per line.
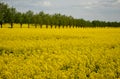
xmin=1 ymin=0 xmax=120 ymax=22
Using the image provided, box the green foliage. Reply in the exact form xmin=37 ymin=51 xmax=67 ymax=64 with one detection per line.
xmin=0 ymin=2 xmax=8 ymax=27
xmin=0 ymin=2 xmax=120 ymax=28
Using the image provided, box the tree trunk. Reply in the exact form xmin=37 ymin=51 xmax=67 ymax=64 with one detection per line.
xmin=66 ymin=25 xmax=68 ymax=28
xmin=35 ymin=24 xmax=37 ymax=28
xmin=58 ymin=24 xmax=60 ymax=28
xmin=50 ymin=25 xmax=52 ymax=28
xmin=0 ymin=23 xmax=2 ymax=28
xmin=73 ymin=25 xmax=75 ymax=28
xmin=40 ymin=24 xmax=42 ymax=28
xmin=11 ymin=23 xmax=13 ymax=28
xmin=62 ymin=25 xmax=64 ymax=28
xmin=20 ymin=23 xmax=22 ymax=28
xmin=76 ymin=25 xmax=78 ymax=28
xmin=55 ymin=25 xmax=57 ymax=28
xmin=46 ymin=25 xmax=48 ymax=28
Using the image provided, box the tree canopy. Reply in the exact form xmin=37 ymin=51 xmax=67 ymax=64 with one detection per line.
xmin=0 ymin=2 xmax=120 ymax=28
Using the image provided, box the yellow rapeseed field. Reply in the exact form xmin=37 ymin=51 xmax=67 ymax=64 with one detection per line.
xmin=0 ymin=25 xmax=120 ymax=79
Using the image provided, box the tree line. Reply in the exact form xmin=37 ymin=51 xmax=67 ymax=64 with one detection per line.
xmin=0 ymin=2 xmax=120 ymax=28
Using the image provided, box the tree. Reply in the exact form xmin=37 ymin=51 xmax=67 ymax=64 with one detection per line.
xmin=25 ymin=10 xmax=33 ymax=28
xmin=80 ymin=19 xmax=86 ymax=27
xmin=92 ymin=20 xmax=100 ymax=27
xmin=38 ymin=11 xmax=44 ymax=28
xmin=8 ymin=7 xmax=16 ymax=28
xmin=44 ymin=14 xmax=50 ymax=28
xmin=49 ymin=15 xmax=53 ymax=28
xmin=1 ymin=2 xmax=120 ymax=28
xmin=53 ymin=14 xmax=58 ymax=28
xmin=85 ymin=20 xmax=93 ymax=27
xmin=33 ymin=14 xmax=38 ymax=28
xmin=68 ymin=16 xmax=74 ymax=28
xmin=0 ymin=2 xmax=8 ymax=28
xmin=61 ymin=15 xmax=67 ymax=28
xmin=15 ymin=12 xmax=24 ymax=28
xmin=57 ymin=13 xmax=62 ymax=28
xmin=65 ymin=17 xmax=69 ymax=28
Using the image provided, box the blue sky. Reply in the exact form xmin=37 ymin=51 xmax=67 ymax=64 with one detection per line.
xmin=1 ymin=0 xmax=120 ymax=21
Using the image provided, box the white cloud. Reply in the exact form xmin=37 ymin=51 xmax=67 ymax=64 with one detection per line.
xmin=77 ymin=1 xmax=99 ymax=9
xmin=117 ymin=0 xmax=120 ymax=3
xmin=78 ymin=0 xmax=120 ymax=9
xmin=43 ymin=1 xmax=52 ymax=7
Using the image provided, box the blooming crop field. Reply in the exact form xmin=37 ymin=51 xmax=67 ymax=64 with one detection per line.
xmin=0 ymin=27 xmax=120 ymax=79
